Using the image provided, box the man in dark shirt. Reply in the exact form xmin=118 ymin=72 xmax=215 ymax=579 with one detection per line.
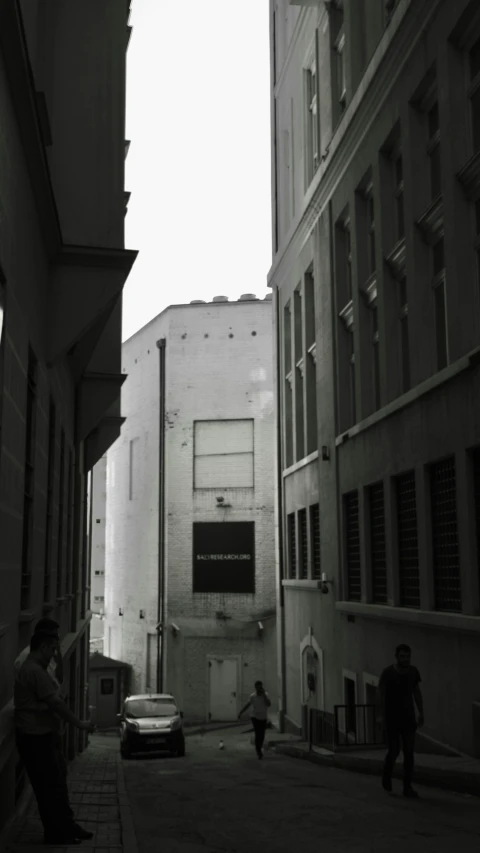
xmin=377 ymin=643 xmax=424 ymax=798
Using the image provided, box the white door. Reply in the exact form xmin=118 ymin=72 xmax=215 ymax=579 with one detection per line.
xmin=208 ymin=658 xmax=238 ymax=721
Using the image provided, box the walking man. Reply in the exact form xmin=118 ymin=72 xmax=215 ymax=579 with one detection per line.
xmin=238 ymin=681 xmax=271 ymax=759
xmin=15 ymin=626 xmax=95 ymax=845
xmin=377 ymin=643 xmax=424 ymax=799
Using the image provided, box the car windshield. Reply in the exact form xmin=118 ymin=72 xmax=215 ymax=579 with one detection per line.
xmin=125 ymin=699 xmax=178 ymax=719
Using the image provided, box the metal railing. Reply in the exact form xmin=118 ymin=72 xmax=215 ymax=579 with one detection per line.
xmin=307 ymin=704 xmax=385 ymax=751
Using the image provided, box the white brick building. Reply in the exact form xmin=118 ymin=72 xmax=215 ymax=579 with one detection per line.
xmin=103 ymin=296 xmax=277 ymax=721
xmin=90 ymin=457 xmax=107 ymax=652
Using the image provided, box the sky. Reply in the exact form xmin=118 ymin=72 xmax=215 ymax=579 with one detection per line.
xmin=122 ymin=0 xmax=272 ymax=342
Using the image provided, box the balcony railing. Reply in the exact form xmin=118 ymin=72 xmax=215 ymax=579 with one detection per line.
xmin=307 ymin=704 xmax=385 ymax=751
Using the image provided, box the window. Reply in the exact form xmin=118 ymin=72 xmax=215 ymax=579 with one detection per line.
xmin=430 ymin=457 xmax=461 ymax=612
xmin=95 ymin=570 xmax=105 ymax=576
xmin=345 ymin=490 xmax=361 ymax=601
xmin=21 ymin=348 xmax=38 ymax=610
xmin=473 ymin=449 xmax=480 ymax=590
xmin=43 ymin=399 xmax=56 ymax=602
xmin=371 ymin=307 xmax=381 ymax=411
xmin=284 ymin=302 xmax=294 ymax=469
xmin=330 ymin=0 xmax=345 ymax=125
xmin=396 ymin=471 xmax=420 ymax=608
xmin=284 ymin=303 xmax=292 ymax=372
xmin=345 ymin=220 xmax=352 ymax=301
xmin=100 ymin=678 xmax=114 ymax=696
xmin=335 ymin=211 xmax=352 ymax=304
xmin=305 ymin=270 xmax=317 ymax=455
xmin=194 ymin=420 xmax=254 ymax=489
xmin=432 ymin=237 xmax=448 ymax=370
xmin=299 ymin=508 xmax=308 ymax=579
xmin=294 ymin=287 xmax=305 ymax=461
xmin=56 ymin=430 xmax=66 ymax=599
xmin=469 ymin=37 xmax=480 ymax=151
xmin=288 ymin=512 xmax=296 ymax=578
xmin=348 ymin=330 xmax=356 ymax=426
xmin=305 ymin=42 xmax=320 ymax=183
xmin=128 ymin=437 xmax=139 ymax=500
xmin=93 ymin=596 xmax=105 ymax=603
xmin=366 ymin=188 xmax=376 ymax=276
xmin=335 ymin=29 xmax=346 ymax=112
xmin=393 ymin=151 xmax=404 ymax=241
xmin=192 ymin=521 xmax=255 ymax=594
xmin=427 ymin=101 xmax=441 ymax=200
xmin=369 ymin=483 xmax=387 ymax=603
xmin=66 ymin=450 xmax=74 ymax=597
xmin=310 ymin=504 xmax=321 ymax=579
xmin=399 ymin=277 xmax=410 ymax=392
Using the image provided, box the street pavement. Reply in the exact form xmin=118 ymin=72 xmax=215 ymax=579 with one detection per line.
xmin=123 ymin=726 xmax=480 ymax=853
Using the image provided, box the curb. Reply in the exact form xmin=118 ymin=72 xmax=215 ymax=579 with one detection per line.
xmin=272 ymin=743 xmax=480 ymax=798
xmin=116 ymin=752 xmax=139 ymax=853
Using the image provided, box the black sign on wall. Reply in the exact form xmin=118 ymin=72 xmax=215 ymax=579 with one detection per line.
xmin=193 ymin=522 xmax=255 ymax=594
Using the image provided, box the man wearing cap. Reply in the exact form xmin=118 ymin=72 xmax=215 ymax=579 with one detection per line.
xmin=14 ymin=621 xmax=95 ymax=845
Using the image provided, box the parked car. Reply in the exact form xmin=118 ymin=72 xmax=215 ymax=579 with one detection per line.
xmin=117 ymin=693 xmax=185 ymax=759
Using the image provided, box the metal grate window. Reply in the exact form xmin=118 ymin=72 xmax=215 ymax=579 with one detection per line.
xmin=288 ymin=512 xmax=297 ymax=579
xmin=430 ymin=457 xmax=461 ymax=612
xmin=369 ymin=482 xmax=387 ymax=603
xmin=310 ymin=504 xmax=321 ymax=579
xmin=20 ymin=348 xmax=38 ymax=610
xmin=299 ymin=508 xmax=308 ymax=578
xmin=43 ymin=399 xmax=56 ymax=602
xmin=345 ymin=491 xmax=361 ymax=601
xmin=473 ymin=449 xmax=480 ymax=589
xmin=396 ymin=471 xmax=420 ymax=608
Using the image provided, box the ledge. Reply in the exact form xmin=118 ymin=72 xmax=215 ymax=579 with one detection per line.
xmin=416 ymin=195 xmax=444 ymax=245
xmin=339 ymin=299 xmax=354 ymax=330
xmin=336 ymin=601 xmax=480 ymax=633
xmin=385 ymin=237 xmax=406 ymax=280
xmin=283 ymin=450 xmax=319 ymax=479
xmin=282 ymin=580 xmax=323 ymax=590
xmin=336 ymin=344 xmax=480 ymax=445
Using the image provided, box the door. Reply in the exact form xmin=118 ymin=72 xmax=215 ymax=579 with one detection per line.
xmin=344 ymin=677 xmax=357 ymax=737
xmin=96 ymin=672 xmax=119 ymax=728
xmin=208 ymin=657 xmax=238 ymax=721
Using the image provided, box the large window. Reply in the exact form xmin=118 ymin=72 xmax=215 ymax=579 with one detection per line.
xmin=44 ymin=399 xmax=56 ymax=603
xmin=427 ymin=100 xmax=441 ymax=201
xmin=396 ymin=471 xmax=420 ymax=608
xmin=429 ymin=457 xmax=461 ymax=613
xmin=369 ymin=482 xmax=387 ymax=603
xmin=21 ymin=348 xmax=38 ymax=610
xmin=193 ymin=521 xmax=255 ymax=594
xmin=399 ymin=277 xmax=410 ymax=393
xmin=299 ymin=508 xmax=308 ymax=579
xmin=469 ymin=36 xmax=480 ymax=151
xmin=194 ymin=420 xmax=254 ymax=489
xmin=344 ymin=490 xmax=361 ymax=601
xmin=432 ymin=237 xmax=448 ymax=370
xmin=287 ymin=512 xmax=296 ymax=578
xmin=305 ymin=37 xmax=320 ymax=184
xmin=310 ymin=504 xmax=321 ymax=580
xmin=56 ymin=429 xmax=66 ymax=599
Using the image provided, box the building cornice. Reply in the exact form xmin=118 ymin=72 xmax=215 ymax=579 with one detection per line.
xmin=268 ymin=0 xmax=443 ymax=289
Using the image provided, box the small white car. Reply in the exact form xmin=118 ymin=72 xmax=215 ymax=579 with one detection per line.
xmin=118 ymin=693 xmax=186 ymax=759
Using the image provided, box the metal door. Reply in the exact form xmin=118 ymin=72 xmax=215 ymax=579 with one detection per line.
xmin=208 ymin=657 xmax=238 ymax=721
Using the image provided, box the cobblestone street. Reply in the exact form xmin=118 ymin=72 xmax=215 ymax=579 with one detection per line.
xmin=4 ymin=728 xmax=480 ymax=853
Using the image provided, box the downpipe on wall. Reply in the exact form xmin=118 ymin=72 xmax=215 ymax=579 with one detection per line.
xmin=156 ymin=338 xmax=167 ymax=692
xmin=274 ymin=284 xmax=287 ymax=732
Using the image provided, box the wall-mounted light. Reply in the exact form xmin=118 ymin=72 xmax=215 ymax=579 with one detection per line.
xmin=322 ymin=445 xmax=330 ymax=462
xmin=139 ymin=610 xmax=145 ymax=619
xmin=118 ymin=608 xmax=123 ymax=616
xmin=320 ymin=572 xmax=333 ymax=595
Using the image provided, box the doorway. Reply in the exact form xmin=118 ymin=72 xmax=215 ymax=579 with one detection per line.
xmin=95 ymin=674 xmax=119 ymax=728
xmin=208 ymin=657 xmax=239 ymax=721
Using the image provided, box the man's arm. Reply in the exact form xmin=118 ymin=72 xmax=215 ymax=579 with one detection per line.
xmin=264 ymin=693 xmax=271 ymax=708
xmin=413 ymin=683 xmax=424 ymax=726
xmin=53 ymin=644 xmax=64 ymax=685
xmin=376 ymin=672 xmax=386 ymax=721
xmin=238 ymin=698 xmax=252 ymax=718
xmin=45 ymin=695 xmax=94 ymax=732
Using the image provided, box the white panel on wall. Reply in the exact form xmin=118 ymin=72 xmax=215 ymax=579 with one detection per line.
xmin=194 ymin=420 xmax=254 ymax=488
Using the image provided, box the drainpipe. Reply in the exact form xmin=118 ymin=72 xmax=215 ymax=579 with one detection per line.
xmin=156 ymin=338 xmax=167 ymax=692
xmin=274 ymin=285 xmax=287 ymax=732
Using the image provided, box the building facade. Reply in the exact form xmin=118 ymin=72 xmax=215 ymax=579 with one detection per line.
xmin=270 ymin=0 xmax=480 ymax=755
xmin=0 ymin=0 xmax=136 ymax=829
xmin=103 ymin=296 xmax=278 ymax=721
xmin=90 ymin=457 xmax=108 ymax=653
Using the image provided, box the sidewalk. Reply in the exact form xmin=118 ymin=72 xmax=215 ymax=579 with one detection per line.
xmin=2 ymin=734 xmax=138 ymax=853
xmin=269 ymin=737 xmax=480 ymax=797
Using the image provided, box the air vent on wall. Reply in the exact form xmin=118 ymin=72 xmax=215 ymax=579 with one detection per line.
xmin=212 ymin=296 xmax=229 ymax=302
xmin=239 ymin=293 xmax=257 ymax=301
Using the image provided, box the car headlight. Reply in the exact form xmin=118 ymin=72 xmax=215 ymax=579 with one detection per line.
xmin=170 ymin=717 xmax=181 ymax=731
xmin=126 ymin=720 xmax=139 ymax=732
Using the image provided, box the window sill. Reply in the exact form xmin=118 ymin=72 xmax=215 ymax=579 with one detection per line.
xmin=283 ymin=450 xmax=319 ymax=478
xmin=18 ymin=610 xmax=36 ymax=624
xmin=282 ymin=580 xmax=323 ymax=590
xmin=336 ymin=601 xmax=480 ymax=634
xmin=335 ymin=343 xmax=480 ymax=445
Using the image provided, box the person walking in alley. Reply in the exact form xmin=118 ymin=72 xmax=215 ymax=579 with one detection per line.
xmin=14 ymin=626 xmax=96 ymax=845
xmin=377 ymin=644 xmax=424 ymax=799
xmin=238 ymin=681 xmax=271 ymax=759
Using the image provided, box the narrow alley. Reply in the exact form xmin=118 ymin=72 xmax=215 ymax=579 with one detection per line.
xmin=6 ymin=727 xmax=480 ymax=853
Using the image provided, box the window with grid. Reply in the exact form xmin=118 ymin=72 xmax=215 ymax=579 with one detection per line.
xmin=330 ymin=0 xmax=345 ymax=124
xmin=345 ymin=490 xmax=361 ymax=601
xmin=399 ymin=277 xmax=410 ymax=392
xmin=287 ymin=512 xmax=297 ymax=578
xmin=430 ymin=457 xmax=461 ymax=612
xmin=432 ymin=237 xmax=448 ymax=370
xmin=21 ymin=349 xmax=38 ymax=610
xmin=56 ymin=430 xmax=66 ymax=598
xmin=299 ymin=508 xmax=308 ymax=578
xmin=393 ymin=151 xmax=404 ymax=241
xmin=427 ymin=100 xmax=441 ymax=200
xmin=306 ymin=44 xmax=319 ymax=183
xmin=310 ymin=503 xmax=321 ymax=579
xmin=66 ymin=449 xmax=74 ymax=597
xmin=396 ymin=471 xmax=420 ymax=607
xmin=369 ymin=482 xmax=387 ymax=603
xmin=473 ymin=449 xmax=480 ymax=590
xmin=43 ymin=399 xmax=56 ymax=602
xmin=469 ymin=36 xmax=480 ymax=152
xmin=371 ymin=306 xmax=381 ymax=410
xmin=348 ymin=330 xmax=356 ymax=426
xmin=366 ymin=188 xmax=376 ymax=276
xmin=345 ymin=220 xmax=352 ymax=301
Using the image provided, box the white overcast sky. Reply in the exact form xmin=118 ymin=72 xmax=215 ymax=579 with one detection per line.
xmin=122 ymin=0 xmax=272 ymax=342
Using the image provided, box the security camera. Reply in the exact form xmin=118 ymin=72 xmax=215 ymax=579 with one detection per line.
xmin=171 ymin=622 xmax=180 ymax=633
xmin=258 ymin=621 xmax=264 ymax=632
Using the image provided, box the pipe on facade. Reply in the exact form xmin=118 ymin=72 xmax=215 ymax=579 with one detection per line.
xmin=328 ymin=200 xmax=343 ymax=606
xmin=274 ymin=285 xmax=287 ymax=731
xmin=156 ymin=338 xmax=167 ymax=692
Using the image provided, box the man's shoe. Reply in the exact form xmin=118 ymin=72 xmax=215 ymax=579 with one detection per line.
xmin=73 ymin=823 xmax=94 ymax=840
xmin=403 ymin=787 xmax=419 ymax=799
xmin=382 ymin=776 xmax=392 ymax=792
xmin=257 ymin=751 xmax=263 ymax=759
